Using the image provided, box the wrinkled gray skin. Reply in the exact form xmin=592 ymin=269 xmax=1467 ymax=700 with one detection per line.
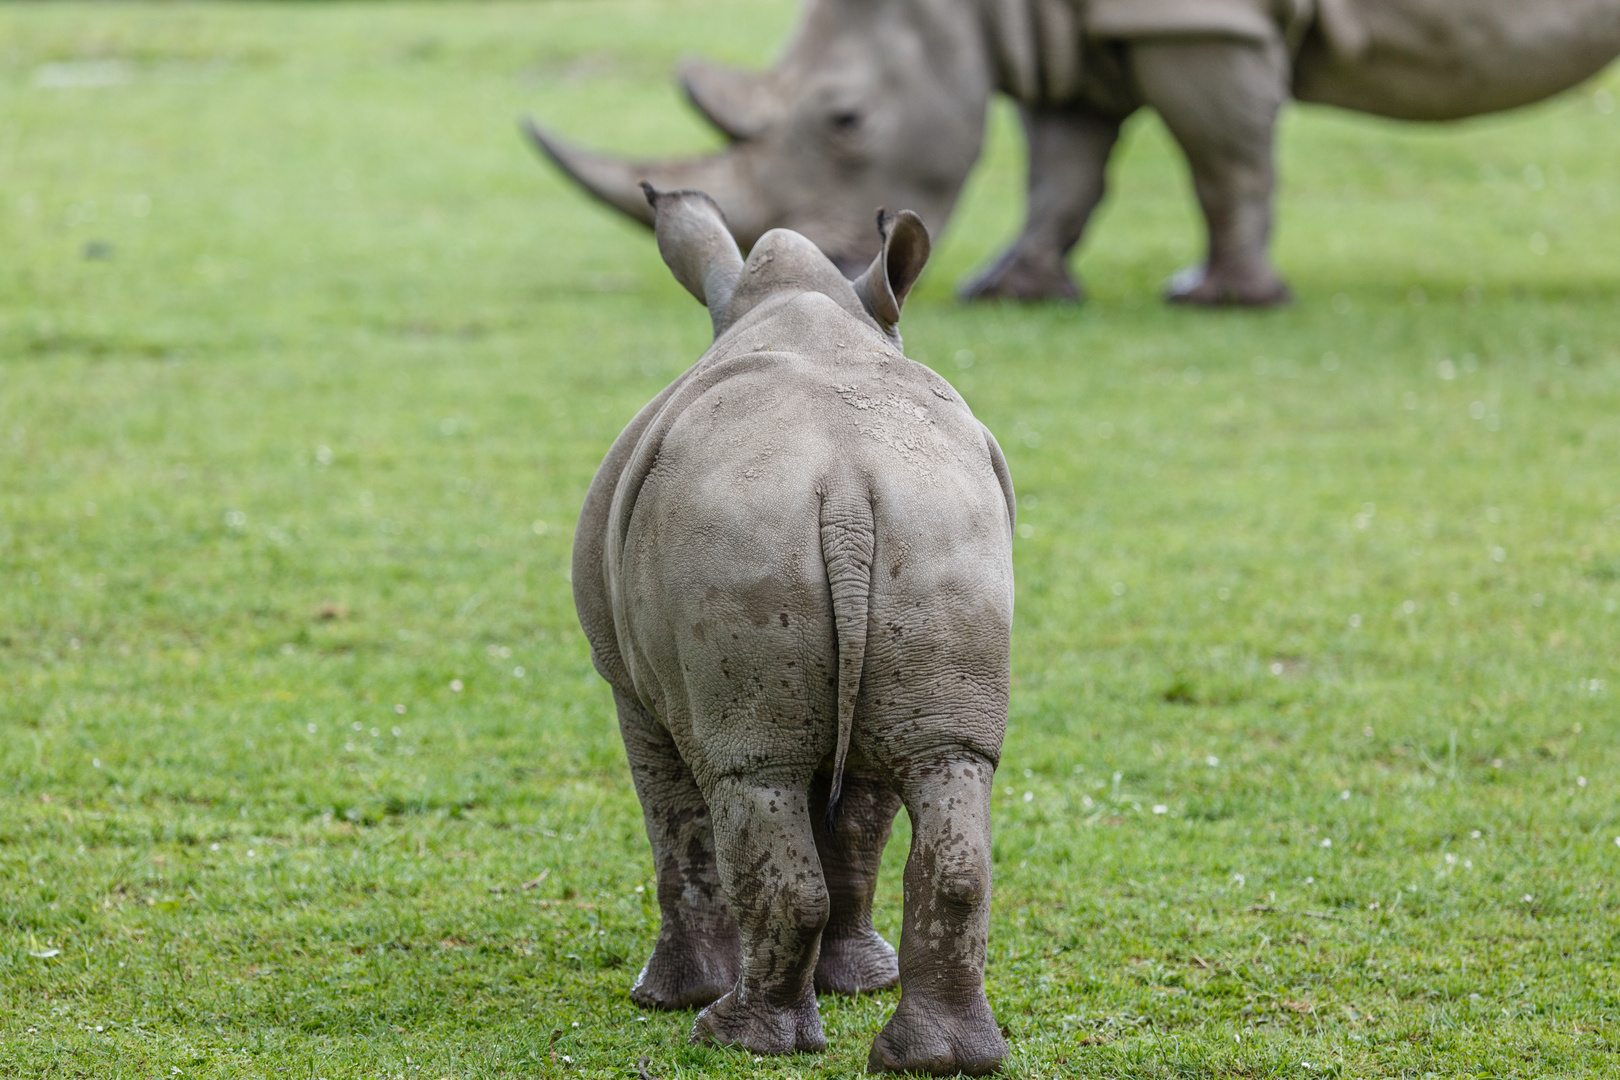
xmin=528 ymin=0 xmax=1620 ymax=306
xmin=573 ymin=187 xmax=1015 ymax=1074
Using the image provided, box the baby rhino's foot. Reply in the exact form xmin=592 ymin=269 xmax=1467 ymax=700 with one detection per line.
xmin=630 ymin=927 xmax=739 ymax=1011
xmin=814 ymin=927 xmax=899 ymax=995
xmin=691 ymin=983 xmax=825 ymax=1055
xmin=867 ymin=991 xmax=1006 ymax=1076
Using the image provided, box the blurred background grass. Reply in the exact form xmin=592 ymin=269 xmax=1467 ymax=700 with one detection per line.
xmin=1 ymin=2 xmax=1618 ymax=1077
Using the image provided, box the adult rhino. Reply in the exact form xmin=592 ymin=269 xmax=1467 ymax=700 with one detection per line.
xmin=528 ymin=0 xmax=1620 ymax=305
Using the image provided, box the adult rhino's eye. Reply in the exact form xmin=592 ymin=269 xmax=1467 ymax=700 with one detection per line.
xmin=829 ymin=109 xmax=862 ymax=131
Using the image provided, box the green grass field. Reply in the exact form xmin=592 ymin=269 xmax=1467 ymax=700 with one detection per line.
xmin=3 ymin=2 xmax=1618 ymax=1076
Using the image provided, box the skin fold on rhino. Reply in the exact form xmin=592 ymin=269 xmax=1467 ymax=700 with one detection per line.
xmin=572 ymin=187 xmax=1016 ymax=1074
xmin=528 ymin=0 xmax=1620 ymax=305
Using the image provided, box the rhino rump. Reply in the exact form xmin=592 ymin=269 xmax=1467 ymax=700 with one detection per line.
xmin=601 ymin=349 xmax=1013 ymax=790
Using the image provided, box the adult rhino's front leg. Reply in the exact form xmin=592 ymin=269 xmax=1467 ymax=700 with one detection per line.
xmin=959 ymin=106 xmax=1124 ymax=303
xmin=809 ymin=766 xmax=902 ymax=995
xmin=616 ymin=689 xmax=741 ymax=1010
xmin=868 ymin=754 xmax=1005 ymax=1076
xmin=1130 ymin=36 xmax=1291 ymax=307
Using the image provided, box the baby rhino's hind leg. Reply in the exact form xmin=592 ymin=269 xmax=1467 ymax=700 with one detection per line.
xmin=616 ymin=690 xmax=740 ymax=1010
xmin=810 ymin=767 xmax=902 ymax=995
xmin=691 ymin=775 xmax=829 ymax=1055
xmin=868 ymin=754 xmax=1005 ymax=1076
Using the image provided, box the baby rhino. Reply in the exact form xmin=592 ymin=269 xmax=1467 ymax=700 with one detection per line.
xmin=572 ymin=186 xmax=1015 ymax=1074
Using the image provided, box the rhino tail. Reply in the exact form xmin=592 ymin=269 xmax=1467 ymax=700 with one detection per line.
xmin=819 ymin=484 xmax=874 ymax=828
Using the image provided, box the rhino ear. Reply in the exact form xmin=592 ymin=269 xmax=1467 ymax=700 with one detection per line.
xmin=678 ymin=56 xmax=780 ymax=141
xmin=643 ymin=183 xmax=746 ymax=337
xmin=853 ymin=209 xmax=931 ymax=336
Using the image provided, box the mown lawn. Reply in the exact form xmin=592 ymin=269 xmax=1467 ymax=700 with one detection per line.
xmin=2 ymin=2 xmax=1618 ymax=1077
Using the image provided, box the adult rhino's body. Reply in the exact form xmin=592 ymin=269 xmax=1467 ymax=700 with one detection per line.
xmin=575 ymin=189 xmax=1015 ymax=1073
xmin=530 ymin=0 xmax=1620 ymax=305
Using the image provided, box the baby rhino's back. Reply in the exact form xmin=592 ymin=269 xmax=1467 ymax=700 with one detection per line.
xmin=613 ymin=346 xmax=1014 ymax=778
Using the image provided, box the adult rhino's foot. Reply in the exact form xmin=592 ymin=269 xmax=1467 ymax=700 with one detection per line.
xmin=958 ymin=248 xmax=1082 ymax=303
xmin=814 ymin=927 xmax=899 ymax=995
xmin=1165 ymin=262 xmax=1290 ymax=307
xmin=690 ymin=982 xmax=825 ymax=1055
xmin=867 ymin=992 xmax=1006 ymax=1076
xmin=630 ymin=926 xmax=740 ymax=1011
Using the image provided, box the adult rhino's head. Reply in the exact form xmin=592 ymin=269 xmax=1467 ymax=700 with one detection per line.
xmin=642 ymin=184 xmax=930 ymax=346
xmin=527 ymin=0 xmax=991 ymax=275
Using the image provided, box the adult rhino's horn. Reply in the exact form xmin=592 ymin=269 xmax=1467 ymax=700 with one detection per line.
xmin=523 ymin=118 xmax=768 ymax=245
xmin=522 ymin=119 xmax=656 ymax=226
xmin=677 ymin=56 xmax=779 ymax=141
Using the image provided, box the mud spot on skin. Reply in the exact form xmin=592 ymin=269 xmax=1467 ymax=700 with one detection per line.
xmin=780 ymin=612 xmax=790 ymax=627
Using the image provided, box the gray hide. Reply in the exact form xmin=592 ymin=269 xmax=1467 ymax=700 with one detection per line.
xmin=573 ymin=187 xmax=1016 ymax=1074
xmin=528 ymin=0 xmax=1620 ymax=305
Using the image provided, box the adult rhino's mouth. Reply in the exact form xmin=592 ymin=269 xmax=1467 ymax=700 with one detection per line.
xmin=819 ymin=239 xmax=882 ymax=280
